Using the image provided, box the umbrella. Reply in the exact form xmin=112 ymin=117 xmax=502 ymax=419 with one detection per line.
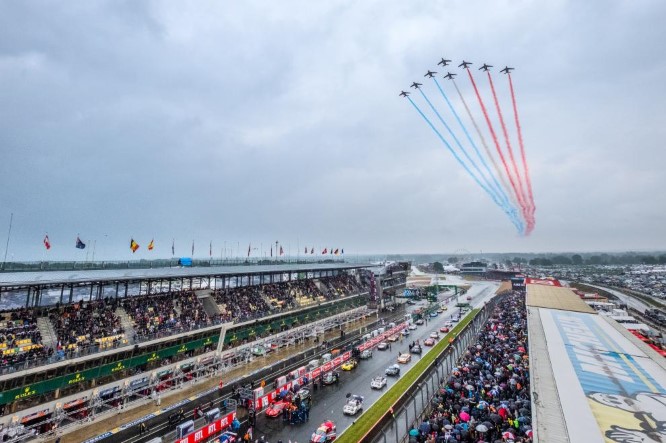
xmin=409 ymin=428 xmax=419 ymax=437
xmin=525 ymin=429 xmax=533 ymax=438
xmin=489 ymin=413 xmax=502 ymax=424
xmin=444 ymin=424 xmax=453 ymax=430
xmin=476 ymin=424 xmax=489 ymax=433
xmin=466 ymin=384 xmax=475 ymax=391
xmin=502 ymin=431 xmax=515 ymax=439
xmin=459 ymin=411 xmax=471 ymax=422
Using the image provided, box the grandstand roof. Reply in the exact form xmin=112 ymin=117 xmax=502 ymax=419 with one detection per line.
xmin=526 ymin=283 xmax=595 ymax=313
xmin=0 ymin=262 xmax=370 ymax=287
xmin=528 ymin=282 xmax=666 ymax=443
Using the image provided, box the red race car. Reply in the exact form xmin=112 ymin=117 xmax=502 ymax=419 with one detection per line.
xmin=265 ymin=400 xmax=290 ymax=418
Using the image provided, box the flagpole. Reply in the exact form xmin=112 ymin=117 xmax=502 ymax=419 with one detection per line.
xmin=92 ymin=240 xmax=97 ymax=262
xmin=2 ymin=212 xmax=13 ymax=270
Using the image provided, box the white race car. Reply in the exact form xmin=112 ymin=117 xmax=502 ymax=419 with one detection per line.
xmin=342 ymin=395 xmax=364 ymax=415
xmin=371 ymin=376 xmax=387 ymax=389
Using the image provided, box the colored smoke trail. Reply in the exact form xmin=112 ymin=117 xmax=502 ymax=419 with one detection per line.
xmin=508 ymin=73 xmax=536 ymax=231
xmin=486 ymin=71 xmax=532 ymax=231
xmin=465 ymin=68 xmax=530 ymax=228
xmin=432 ymin=78 xmax=517 ymax=216
xmin=417 ymin=87 xmax=508 ymax=211
xmin=451 ymin=79 xmax=520 ymax=215
xmin=406 ymin=96 xmax=524 ymax=233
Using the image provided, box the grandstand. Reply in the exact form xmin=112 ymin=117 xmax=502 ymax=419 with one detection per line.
xmin=0 ymin=262 xmax=408 ymax=442
xmin=527 ymin=280 xmax=666 ymax=442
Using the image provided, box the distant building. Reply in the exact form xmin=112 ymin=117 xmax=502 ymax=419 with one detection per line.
xmin=460 ymin=261 xmax=488 ymax=276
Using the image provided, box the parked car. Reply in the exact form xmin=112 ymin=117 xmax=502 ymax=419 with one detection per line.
xmin=377 ymin=342 xmax=389 ymax=350
xmin=341 ymin=359 xmax=358 ymax=371
xmin=370 ymin=375 xmax=387 ymax=389
xmin=385 ymin=364 xmax=401 ymax=376
xmin=397 ymin=353 xmax=412 ymax=364
xmin=342 ymin=395 xmax=364 ymax=415
xmin=408 ymin=324 xmax=417 ymax=330
xmin=360 ymin=349 xmax=373 ymax=359
xmin=322 ymin=371 xmax=340 ymax=385
xmin=265 ymin=400 xmax=290 ymax=417
xmin=387 ymin=334 xmax=399 ymax=342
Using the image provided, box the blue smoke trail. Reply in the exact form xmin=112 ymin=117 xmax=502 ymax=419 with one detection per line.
xmin=432 ymin=78 xmax=523 ymax=230
xmin=406 ymin=96 xmax=523 ymax=233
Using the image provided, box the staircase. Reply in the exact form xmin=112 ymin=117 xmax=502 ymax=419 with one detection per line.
xmin=36 ymin=317 xmax=58 ymax=349
xmin=115 ymin=308 xmax=137 ymax=343
xmin=195 ymin=290 xmax=221 ymax=318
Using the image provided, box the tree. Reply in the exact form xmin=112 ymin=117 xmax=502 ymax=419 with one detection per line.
xmin=447 ymin=257 xmax=458 ymax=264
xmin=433 ymin=262 xmax=444 ymax=273
xmin=512 ymin=257 xmax=527 ymax=264
xmin=571 ymin=254 xmax=583 ymax=265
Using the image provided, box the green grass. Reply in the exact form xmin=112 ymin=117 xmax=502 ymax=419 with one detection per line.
xmin=336 ymin=309 xmax=481 ymax=443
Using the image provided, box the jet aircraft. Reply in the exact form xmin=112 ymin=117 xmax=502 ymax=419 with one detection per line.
xmin=410 ymin=82 xmax=422 ymax=89
xmin=500 ymin=66 xmax=515 ymax=74
xmin=424 ymin=70 xmax=437 ymax=78
xmin=443 ymin=72 xmax=457 ymax=80
xmin=438 ymin=58 xmax=452 ymax=66
xmin=399 ymin=91 xmax=410 ymax=97
xmin=479 ymin=63 xmax=493 ymax=71
xmin=458 ymin=61 xmax=473 ymax=68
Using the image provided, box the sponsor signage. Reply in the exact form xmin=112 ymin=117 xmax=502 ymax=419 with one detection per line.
xmin=175 ymin=411 xmax=236 ymax=443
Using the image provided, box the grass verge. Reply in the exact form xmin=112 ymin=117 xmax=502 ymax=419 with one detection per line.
xmin=336 ymin=308 xmax=481 ymax=443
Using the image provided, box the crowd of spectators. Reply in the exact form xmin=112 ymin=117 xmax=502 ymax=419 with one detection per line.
xmin=0 ymin=308 xmax=50 ymax=369
xmin=49 ymin=299 xmax=123 ymax=348
xmin=214 ymin=286 xmax=272 ymax=323
xmin=123 ymin=291 xmax=214 ymax=338
xmin=409 ymin=293 xmax=532 ymax=443
xmin=319 ymin=274 xmax=362 ymax=300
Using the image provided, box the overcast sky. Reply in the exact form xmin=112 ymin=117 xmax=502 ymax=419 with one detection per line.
xmin=1 ymin=0 xmax=665 ymax=261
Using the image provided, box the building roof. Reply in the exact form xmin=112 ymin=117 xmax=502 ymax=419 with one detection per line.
xmin=0 ymin=262 xmax=370 ymax=288
xmin=526 ymin=283 xmax=596 ymax=314
xmin=528 ymin=298 xmax=666 ymax=443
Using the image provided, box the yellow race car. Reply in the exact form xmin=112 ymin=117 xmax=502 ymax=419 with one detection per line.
xmin=341 ymin=359 xmax=358 ymax=371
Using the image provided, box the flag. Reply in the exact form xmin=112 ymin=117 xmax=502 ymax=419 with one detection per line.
xmin=209 ymin=241 xmax=212 ymax=257
xmin=322 ymin=248 xmax=327 ymax=255
xmin=310 ymin=247 xmax=314 ymax=254
xmin=248 ymin=243 xmax=251 ymax=257
xmin=334 ymin=248 xmax=339 ymax=255
xmin=191 ymin=241 xmax=194 ymax=256
xmin=130 ymin=238 xmax=139 ymax=253
xmin=43 ymin=235 xmax=51 ymax=250
xmin=171 ymin=239 xmax=175 ymax=256
xmin=148 ymin=239 xmax=154 ymax=251
xmin=76 ymin=236 xmax=86 ymax=249
xmin=270 ymin=246 xmax=273 ymax=257
xmin=341 ymin=248 xmax=344 ymax=254
xmin=304 ymin=246 xmax=307 ymax=254
xmin=279 ymin=246 xmax=284 ymax=256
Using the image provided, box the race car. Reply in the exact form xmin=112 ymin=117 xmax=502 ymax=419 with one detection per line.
xmin=424 ymin=338 xmax=435 ymax=346
xmin=343 ymin=394 xmax=364 ymax=415
xmin=429 ymin=311 xmax=438 ymax=318
xmin=341 ymin=359 xmax=358 ymax=371
xmin=322 ymin=371 xmax=340 ymax=385
xmin=410 ymin=345 xmax=422 ymax=355
xmin=387 ymin=334 xmax=399 ymax=342
xmin=310 ymin=421 xmax=337 ymax=443
xmin=385 ymin=364 xmax=401 ymax=376
xmin=265 ymin=399 xmax=289 ymax=417
xmin=400 ymin=329 xmax=410 ymax=336
xmin=440 ymin=326 xmax=450 ymax=333
xmin=408 ymin=324 xmax=417 ymax=330
xmin=295 ymin=387 xmax=311 ymax=403
xmin=430 ymin=331 xmax=439 ymax=339
xmin=377 ymin=342 xmax=389 ymax=350
xmin=360 ymin=349 xmax=373 ymax=359
xmin=370 ymin=375 xmax=387 ymax=389
xmin=466 ymin=295 xmax=472 ymax=300
xmin=397 ymin=353 xmax=412 ymax=364
xmin=415 ymin=319 xmax=425 ymax=325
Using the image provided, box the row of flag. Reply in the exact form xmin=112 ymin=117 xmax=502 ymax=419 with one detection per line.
xmin=42 ymin=235 xmax=344 ymax=257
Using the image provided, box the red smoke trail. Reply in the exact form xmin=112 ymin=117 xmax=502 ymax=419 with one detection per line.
xmin=466 ymin=68 xmax=529 ymax=227
xmin=487 ymin=71 xmax=532 ymax=232
xmin=508 ymin=73 xmax=536 ymax=230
